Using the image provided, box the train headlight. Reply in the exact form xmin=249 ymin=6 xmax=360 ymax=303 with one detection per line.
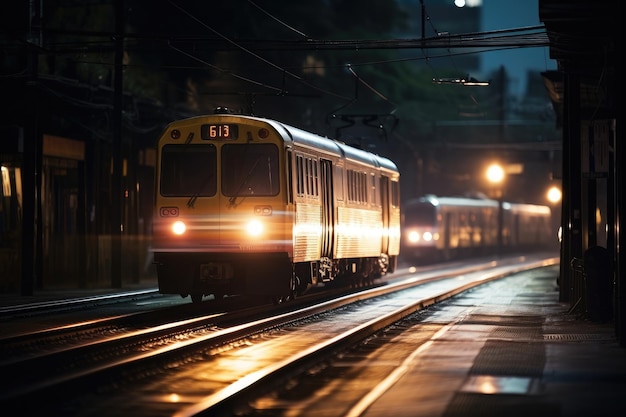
xmin=407 ymin=231 xmax=420 ymax=243
xmin=246 ymin=219 xmax=264 ymax=237
xmin=422 ymin=231 xmax=433 ymax=242
xmin=172 ymin=220 xmax=186 ymax=235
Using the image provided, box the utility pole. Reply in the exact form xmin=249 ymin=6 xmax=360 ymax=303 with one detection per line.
xmin=111 ymin=0 xmax=124 ymax=288
xmin=21 ymin=0 xmax=43 ymax=296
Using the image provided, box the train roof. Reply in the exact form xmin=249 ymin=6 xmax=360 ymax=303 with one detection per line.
xmin=268 ymin=116 xmax=398 ymax=173
xmin=172 ymin=113 xmax=398 ymax=174
xmin=404 ymin=195 xmax=499 ymax=209
xmin=404 ymin=195 xmax=551 ymax=215
xmin=508 ymin=202 xmax=552 ymax=215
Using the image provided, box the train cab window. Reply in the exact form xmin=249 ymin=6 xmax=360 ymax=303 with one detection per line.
xmin=404 ymin=204 xmax=437 ymax=225
xmin=160 ymin=144 xmax=217 ymax=197
xmin=222 ymin=143 xmax=280 ymax=196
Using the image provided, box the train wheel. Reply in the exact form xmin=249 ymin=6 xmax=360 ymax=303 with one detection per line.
xmin=272 ymin=275 xmax=299 ymax=304
xmin=272 ymin=295 xmax=287 ymax=305
xmin=296 ymin=276 xmax=310 ymax=295
xmin=287 ymin=275 xmax=299 ymax=300
xmin=191 ymin=293 xmax=203 ymax=303
xmin=294 ymin=264 xmax=312 ymax=295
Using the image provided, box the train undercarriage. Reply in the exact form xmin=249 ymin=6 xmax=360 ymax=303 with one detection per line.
xmin=154 ymin=252 xmax=397 ymax=304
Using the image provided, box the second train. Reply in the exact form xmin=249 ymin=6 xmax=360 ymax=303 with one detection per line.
xmin=401 ymin=194 xmax=555 ymax=263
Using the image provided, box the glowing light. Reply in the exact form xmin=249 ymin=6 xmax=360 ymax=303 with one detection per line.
xmin=455 ymin=0 xmax=482 ymax=6
xmin=167 ymin=393 xmax=181 ymax=403
xmin=246 ymin=219 xmax=264 ymax=237
xmin=486 ymin=163 xmax=505 ymax=184
xmin=172 ymin=220 xmax=186 ymax=235
xmin=423 ymin=231 xmax=433 ymax=242
xmin=547 ymin=186 xmax=562 ymax=203
xmin=1 ymin=166 xmax=11 ymax=197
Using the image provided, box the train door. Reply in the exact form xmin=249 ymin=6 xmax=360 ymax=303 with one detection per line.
xmin=319 ymin=159 xmax=334 ymax=258
xmin=380 ymin=175 xmax=390 ymax=253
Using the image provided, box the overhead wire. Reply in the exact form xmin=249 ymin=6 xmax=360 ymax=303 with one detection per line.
xmin=167 ymin=42 xmax=284 ymax=93
xmin=246 ymin=0 xmax=310 ymax=40
xmin=27 ymin=1 xmax=553 ymax=127
xmin=166 ymin=0 xmax=351 ymax=101
xmin=346 ymin=64 xmax=397 ymax=109
xmin=239 ymin=1 xmax=400 ymax=116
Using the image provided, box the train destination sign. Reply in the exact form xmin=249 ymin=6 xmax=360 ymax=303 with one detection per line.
xmin=201 ymin=124 xmax=239 ymax=140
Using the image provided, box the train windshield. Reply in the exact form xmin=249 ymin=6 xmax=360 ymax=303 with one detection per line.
xmin=221 ymin=143 xmax=280 ymax=197
xmin=160 ymin=144 xmax=217 ymax=197
xmin=404 ymin=203 xmax=436 ymax=225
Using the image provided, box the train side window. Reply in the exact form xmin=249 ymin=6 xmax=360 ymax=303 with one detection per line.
xmin=360 ymin=171 xmax=367 ymax=204
xmin=346 ymin=169 xmax=368 ymax=205
xmin=305 ymin=157 xmax=312 ymax=196
xmin=286 ymin=150 xmax=293 ymax=203
xmin=296 ymin=154 xmax=304 ymax=197
xmin=312 ymin=159 xmax=319 ymax=197
xmin=371 ymin=174 xmax=378 ymax=207
xmin=334 ymin=165 xmax=344 ymax=201
xmin=347 ymin=169 xmax=355 ymax=202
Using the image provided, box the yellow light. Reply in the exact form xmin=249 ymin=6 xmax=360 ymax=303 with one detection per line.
xmin=172 ymin=220 xmax=186 ymax=235
xmin=486 ymin=163 xmax=505 ymax=184
xmin=547 ymin=186 xmax=562 ymax=203
xmin=246 ymin=219 xmax=264 ymax=237
xmin=408 ymin=231 xmax=420 ymax=243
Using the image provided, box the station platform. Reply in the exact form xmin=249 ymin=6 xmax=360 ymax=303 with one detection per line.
xmin=356 ymin=263 xmax=626 ymax=417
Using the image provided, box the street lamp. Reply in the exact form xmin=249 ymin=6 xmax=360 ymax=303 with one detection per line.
xmin=547 ymin=186 xmax=562 ymax=204
xmin=486 ymin=163 xmax=505 ymax=253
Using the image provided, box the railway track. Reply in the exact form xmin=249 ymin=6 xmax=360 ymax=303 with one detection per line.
xmin=0 ymin=255 xmax=557 ymax=416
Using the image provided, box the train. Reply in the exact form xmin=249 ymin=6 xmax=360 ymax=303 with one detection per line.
xmin=401 ymin=194 xmax=554 ymax=262
xmin=151 ymin=110 xmax=401 ymax=304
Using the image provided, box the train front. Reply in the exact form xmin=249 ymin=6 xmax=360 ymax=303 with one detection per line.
xmin=152 ymin=115 xmax=294 ymax=302
xmin=401 ymin=198 xmax=440 ymax=261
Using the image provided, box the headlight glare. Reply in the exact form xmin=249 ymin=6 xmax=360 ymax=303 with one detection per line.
xmin=246 ymin=219 xmax=263 ymax=237
xmin=408 ymin=231 xmax=420 ymax=243
xmin=172 ymin=220 xmax=186 ymax=235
